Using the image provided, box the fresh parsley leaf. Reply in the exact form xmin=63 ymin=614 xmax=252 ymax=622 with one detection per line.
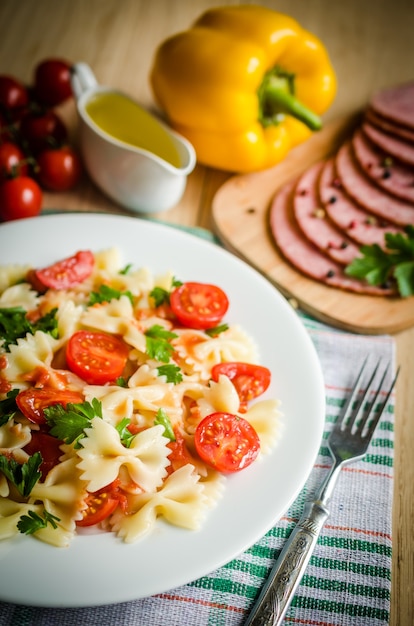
xmin=172 ymin=277 xmax=183 ymax=288
xmin=17 ymin=510 xmax=60 ymax=535
xmin=157 ymin=364 xmax=183 ymax=384
xmin=44 ymin=398 xmax=102 ymax=448
xmin=345 ymin=226 xmax=414 ymax=296
xmin=154 ymin=408 xmax=175 ymax=441
xmin=119 ymin=263 xmax=133 ymax=275
xmin=0 ymin=306 xmax=59 ymax=350
xmin=0 ymin=452 xmax=42 ymax=497
xmin=115 ymin=417 xmax=136 ymax=448
xmin=0 ymin=389 xmax=19 ymax=426
xmin=205 ymin=323 xmax=229 ymax=337
xmin=145 ymin=325 xmax=177 ymax=362
xmin=115 ymin=376 xmax=128 ymax=387
xmin=88 ymin=284 xmax=133 ymax=306
xmin=150 ymin=286 xmax=170 ymax=307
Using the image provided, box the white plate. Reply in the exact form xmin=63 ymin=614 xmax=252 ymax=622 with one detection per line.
xmin=0 ymin=214 xmax=325 ymax=608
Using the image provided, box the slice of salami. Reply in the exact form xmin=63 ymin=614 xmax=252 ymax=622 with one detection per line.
xmin=292 ymin=160 xmax=359 ymax=265
xmin=365 ymin=107 xmax=414 ymax=143
xmin=335 ymin=141 xmax=414 ymax=225
xmin=370 ymin=82 xmax=414 ymax=130
xmin=319 ymin=159 xmax=403 ymax=246
xmin=362 ymin=122 xmax=414 ymax=167
xmin=269 ymin=180 xmax=394 ymax=295
xmin=352 ymin=129 xmax=414 ymax=203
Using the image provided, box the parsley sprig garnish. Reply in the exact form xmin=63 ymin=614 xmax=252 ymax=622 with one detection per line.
xmin=0 ymin=389 xmax=19 ymax=426
xmin=0 ymin=452 xmax=42 ymax=497
xmin=345 ymin=225 xmax=414 ymax=297
xmin=145 ymin=325 xmax=177 ymax=362
xmin=154 ymin=408 xmax=175 ymax=441
xmin=157 ymin=364 xmax=183 ymax=384
xmin=0 ymin=306 xmax=58 ymax=351
xmin=17 ymin=510 xmax=60 ymax=535
xmin=115 ymin=417 xmax=136 ymax=448
xmin=44 ymin=398 xmax=102 ymax=448
xmin=88 ymin=284 xmax=134 ymax=306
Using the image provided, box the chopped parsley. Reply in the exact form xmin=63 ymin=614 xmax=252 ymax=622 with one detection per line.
xmin=88 ymin=284 xmax=134 ymax=306
xmin=0 ymin=306 xmax=58 ymax=351
xmin=345 ymin=225 xmax=414 ymax=297
xmin=205 ymin=323 xmax=229 ymax=337
xmin=0 ymin=389 xmax=19 ymax=426
xmin=149 ymin=277 xmax=182 ymax=307
xmin=154 ymin=408 xmax=175 ymax=441
xmin=115 ymin=417 xmax=136 ymax=448
xmin=157 ymin=364 xmax=183 ymax=384
xmin=145 ymin=325 xmax=177 ymax=362
xmin=17 ymin=510 xmax=60 ymax=535
xmin=0 ymin=452 xmax=42 ymax=497
xmin=44 ymin=398 xmax=102 ymax=448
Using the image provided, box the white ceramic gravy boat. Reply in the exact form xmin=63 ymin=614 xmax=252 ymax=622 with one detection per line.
xmin=70 ymin=63 xmax=196 ymax=213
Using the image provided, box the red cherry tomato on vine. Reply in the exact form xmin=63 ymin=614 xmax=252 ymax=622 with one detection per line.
xmin=20 ymin=110 xmax=67 ymax=153
xmin=0 ymin=75 xmax=29 ymax=110
xmin=34 ymin=59 xmax=73 ymax=106
xmin=37 ymin=145 xmax=82 ymax=191
xmin=66 ymin=330 xmax=129 ymax=385
xmin=194 ymin=412 xmax=260 ymax=473
xmin=0 ymin=142 xmax=28 ymax=180
xmin=0 ymin=176 xmax=42 ymax=221
xmin=211 ymin=362 xmax=271 ymax=411
xmin=33 ymin=250 xmax=94 ymax=290
xmin=170 ymin=282 xmax=229 ymax=329
xmin=16 ymin=387 xmax=84 ymax=424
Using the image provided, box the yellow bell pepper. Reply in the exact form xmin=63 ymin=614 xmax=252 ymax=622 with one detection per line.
xmin=150 ymin=5 xmax=337 ymax=173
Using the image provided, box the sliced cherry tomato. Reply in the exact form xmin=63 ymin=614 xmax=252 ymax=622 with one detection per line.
xmin=194 ymin=412 xmax=260 ymax=473
xmin=76 ymin=481 xmax=127 ymax=527
xmin=211 ymin=362 xmax=271 ymax=411
xmin=170 ymin=282 xmax=229 ymax=330
xmin=0 ymin=141 xmax=28 ymax=180
xmin=23 ymin=431 xmax=63 ymax=479
xmin=0 ymin=75 xmax=29 ymax=110
xmin=0 ymin=176 xmax=42 ymax=221
xmin=36 ymin=145 xmax=82 ymax=191
xmin=34 ymin=250 xmax=94 ymax=290
xmin=66 ymin=330 xmax=129 ymax=385
xmin=20 ymin=109 xmax=67 ymax=154
xmin=16 ymin=388 xmax=84 ymax=424
xmin=34 ymin=59 xmax=73 ymax=107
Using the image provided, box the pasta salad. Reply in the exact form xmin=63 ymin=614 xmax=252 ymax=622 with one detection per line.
xmin=0 ymin=247 xmax=281 ymax=547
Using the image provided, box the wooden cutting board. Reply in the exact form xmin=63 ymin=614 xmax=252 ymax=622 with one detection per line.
xmin=211 ymin=114 xmax=414 ymax=335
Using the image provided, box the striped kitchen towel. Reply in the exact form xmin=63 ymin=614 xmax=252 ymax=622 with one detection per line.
xmin=0 ymin=312 xmax=395 ymax=626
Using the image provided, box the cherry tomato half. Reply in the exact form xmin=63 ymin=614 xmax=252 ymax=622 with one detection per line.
xmin=20 ymin=110 xmax=67 ymax=154
xmin=34 ymin=59 xmax=73 ymax=107
xmin=170 ymin=282 xmax=229 ymax=330
xmin=0 ymin=142 xmax=28 ymax=180
xmin=194 ymin=412 xmax=260 ymax=473
xmin=16 ymin=387 xmax=84 ymax=424
xmin=34 ymin=250 xmax=94 ymax=290
xmin=23 ymin=431 xmax=63 ymax=479
xmin=77 ymin=483 xmax=127 ymax=527
xmin=37 ymin=145 xmax=82 ymax=191
xmin=66 ymin=330 xmax=129 ymax=385
xmin=0 ymin=75 xmax=29 ymax=110
xmin=0 ymin=176 xmax=42 ymax=221
xmin=211 ymin=362 xmax=271 ymax=411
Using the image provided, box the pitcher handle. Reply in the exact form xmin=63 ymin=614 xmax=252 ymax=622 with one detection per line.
xmin=70 ymin=62 xmax=98 ymax=100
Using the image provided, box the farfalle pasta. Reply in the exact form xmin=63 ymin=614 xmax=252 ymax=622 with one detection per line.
xmin=0 ymin=247 xmax=282 ymax=547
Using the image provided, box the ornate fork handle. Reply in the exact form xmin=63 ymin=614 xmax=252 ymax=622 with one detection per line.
xmin=244 ymin=500 xmax=329 ymax=626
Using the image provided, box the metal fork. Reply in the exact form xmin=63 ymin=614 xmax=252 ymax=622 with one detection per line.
xmin=244 ymin=357 xmax=399 ymax=626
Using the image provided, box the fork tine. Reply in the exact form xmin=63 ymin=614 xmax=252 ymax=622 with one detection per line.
xmin=333 ymin=356 xmax=368 ymax=432
xmin=362 ymin=364 xmax=400 ymax=440
xmin=346 ymin=358 xmax=381 ymax=433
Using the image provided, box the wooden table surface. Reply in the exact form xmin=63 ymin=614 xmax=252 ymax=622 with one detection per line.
xmin=1 ymin=1 xmax=413 ymax=623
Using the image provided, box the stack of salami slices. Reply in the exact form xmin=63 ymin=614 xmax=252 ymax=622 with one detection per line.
xmin=269 ymin=82 xmax=414 ymax=296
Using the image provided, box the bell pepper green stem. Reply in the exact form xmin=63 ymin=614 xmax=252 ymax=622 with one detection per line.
xmin=259 ymin=73 xmax=322 ymax=131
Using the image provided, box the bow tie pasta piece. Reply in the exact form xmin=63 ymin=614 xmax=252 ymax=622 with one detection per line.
xmin=77 ymin=419 xmax=170 ymax=493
